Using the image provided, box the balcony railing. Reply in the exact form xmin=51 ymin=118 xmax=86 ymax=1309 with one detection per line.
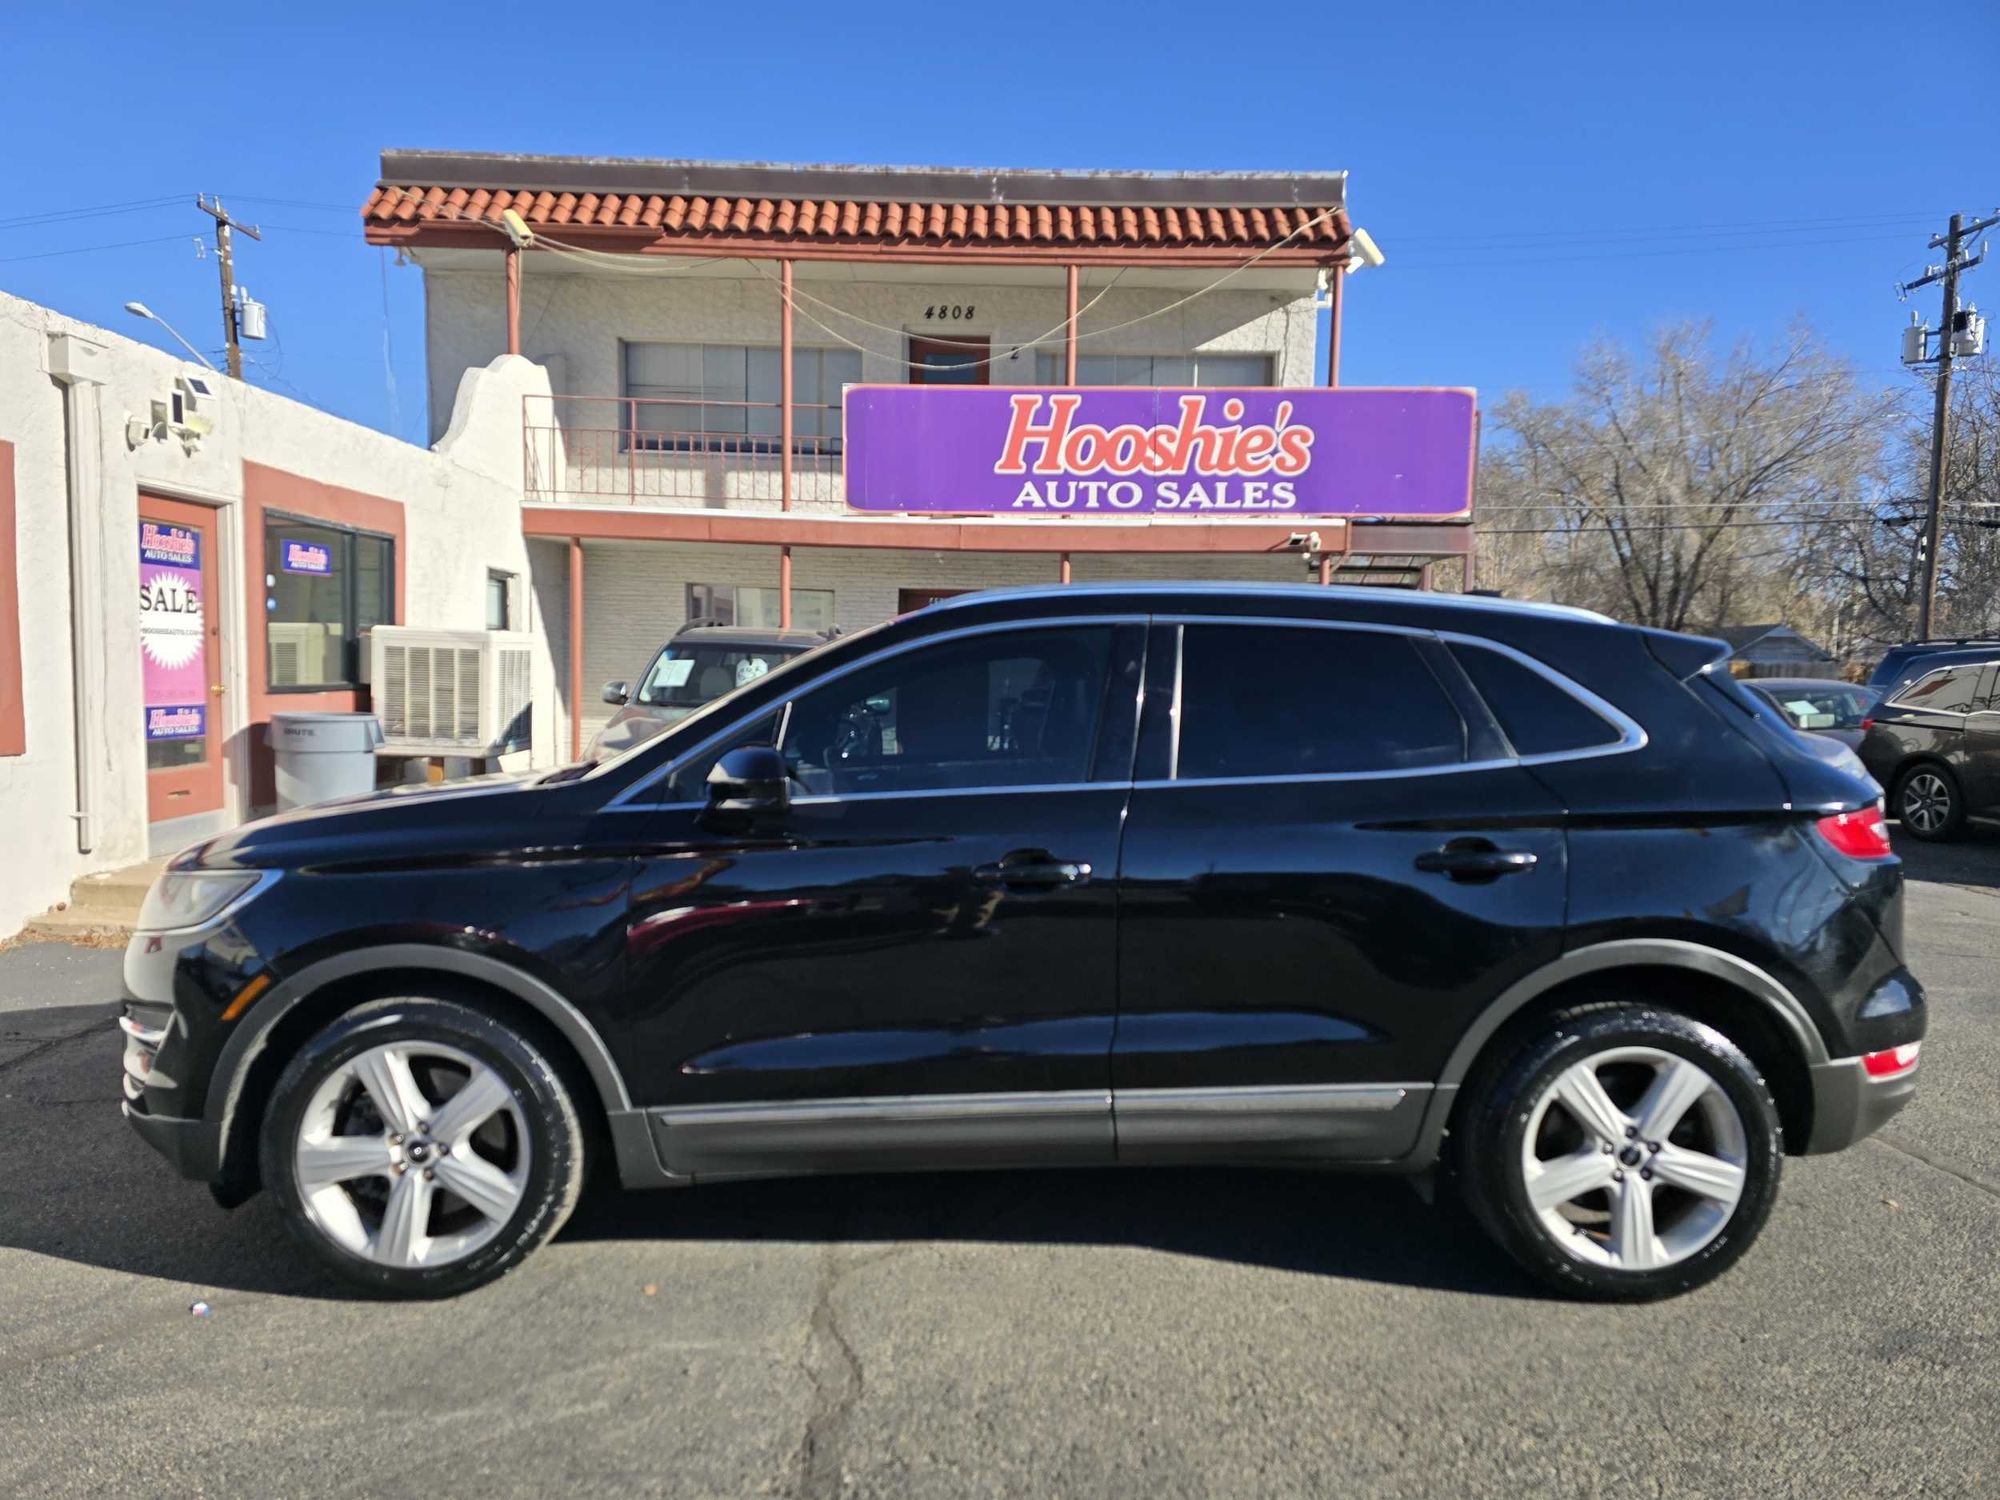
xmin=524 ymin=394 xmax=844 ymax=508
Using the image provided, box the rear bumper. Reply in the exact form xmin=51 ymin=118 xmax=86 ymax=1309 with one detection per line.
xmin=1804 ymin=1055 xmax=1919 ymax=1153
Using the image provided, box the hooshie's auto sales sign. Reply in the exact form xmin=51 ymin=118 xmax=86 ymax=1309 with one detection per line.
xmin=842 ymin=386 xmax=1475 ymax=517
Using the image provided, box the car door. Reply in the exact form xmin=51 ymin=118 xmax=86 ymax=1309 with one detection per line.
xmin=618 ymin=619 xmax=1144 ymax=1177
xmin=1111 ymin=619 xmax=1571 ymax=1163
xmin=1960 ymin=664 xmax=2000 ymax=812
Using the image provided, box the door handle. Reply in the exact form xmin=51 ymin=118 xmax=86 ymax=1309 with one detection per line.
xmin=1413 ymin=839 xmax=1539 ymax=882
xmin=972 ymin=851 xmax=1092 ymax=888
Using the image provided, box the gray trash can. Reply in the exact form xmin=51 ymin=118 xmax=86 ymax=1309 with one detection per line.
xmin=267 ymin=711 xmax=384 ymax=811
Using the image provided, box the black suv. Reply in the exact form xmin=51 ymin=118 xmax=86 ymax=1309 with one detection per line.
xmin=121 ymin=585 xmax=1924 ymax=1301
xmin=1859 ymin=656 xmax=2000 ymax=839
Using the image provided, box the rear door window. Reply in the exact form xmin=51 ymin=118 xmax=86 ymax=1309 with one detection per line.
xmin=1894 ymin=664 xmax=1986 ymax=714
xmin=1176 ymin=625 xmax=1465 ymax=779
xmin=1448 ymin=643 xmax=1624 ymax=757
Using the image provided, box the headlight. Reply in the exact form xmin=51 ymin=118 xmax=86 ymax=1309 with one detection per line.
xmin=136 ymin=870 xmax=273 ymax=933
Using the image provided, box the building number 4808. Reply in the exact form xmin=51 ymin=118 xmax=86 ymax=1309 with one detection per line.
xmin=923 ymin=304 xmax=975 ymax=320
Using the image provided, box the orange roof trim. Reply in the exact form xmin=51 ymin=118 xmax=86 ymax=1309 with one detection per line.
xmin=362 ymin=183 xmax=1350 ymax=265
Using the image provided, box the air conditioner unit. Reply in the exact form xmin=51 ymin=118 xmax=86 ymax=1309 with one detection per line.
xmin=367 ymin=626 xmax=534 ymax=756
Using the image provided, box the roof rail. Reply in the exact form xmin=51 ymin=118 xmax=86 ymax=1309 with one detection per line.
xmin=674 ymin=615 xmax=730 ymax=635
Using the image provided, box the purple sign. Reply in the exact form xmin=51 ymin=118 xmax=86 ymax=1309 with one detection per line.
xmin=842 ymin=386 xmax=1475 ymax=517
xmin=282 ymin=539 xmax=332 ymax=575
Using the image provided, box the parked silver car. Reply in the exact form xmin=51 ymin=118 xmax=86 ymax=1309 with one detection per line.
xmin=588 ymin=622 xmax=832 ymax=759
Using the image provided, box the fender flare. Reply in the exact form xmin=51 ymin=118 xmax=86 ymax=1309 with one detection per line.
xmin=205 ymin=944 xmax=632 ymax=1157
xmin=1407 ymin=937 xmax=1827 ymax=1167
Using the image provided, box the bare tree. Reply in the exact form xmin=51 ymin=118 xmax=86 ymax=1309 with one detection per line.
xmin=1477 ymin=323 xmax=1892 ymax=633
xmin=1795 ymin=361 xmax=2000 ymax=648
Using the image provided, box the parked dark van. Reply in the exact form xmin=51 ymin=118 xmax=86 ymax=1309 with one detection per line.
xmin=121 ymin=585 xmax=1923 ymax=1301
xmin=1859 ymin=656 xmax=2000 ymax=839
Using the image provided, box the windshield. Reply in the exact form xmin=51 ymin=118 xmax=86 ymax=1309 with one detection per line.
xmin=1752 ymin=682 xmax=1875 ymax=731
xmin=635 ymin=642 xmax=804 ymax=709
xmin=579 ymin=619 xmax=892 ymax=775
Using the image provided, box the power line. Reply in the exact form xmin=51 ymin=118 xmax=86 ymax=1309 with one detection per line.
xmin=0 ymin=195 xmax=188 ymax=232
xmin=0 ymin=233 xmax=191 ymax=264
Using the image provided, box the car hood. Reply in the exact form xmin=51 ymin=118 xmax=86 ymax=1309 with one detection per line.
xmin=178 ymin=768 xmax=573 ymax=871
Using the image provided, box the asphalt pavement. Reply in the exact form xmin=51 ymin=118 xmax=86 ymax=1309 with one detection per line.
xmin=2 ymin=836 xmax=1996 ymax=1499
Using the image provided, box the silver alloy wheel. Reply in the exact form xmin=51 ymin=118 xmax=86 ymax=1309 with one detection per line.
xmin=1519 ymin=1045 xmax=1748 ymax=1273
xmin=1901 ymin=771 xmax=1952 ymax=835
xmin=293 ymin=1041 xmax=529 ymax=1269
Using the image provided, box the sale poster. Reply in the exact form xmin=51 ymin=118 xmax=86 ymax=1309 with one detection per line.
xmin=139 ymin=522 xmax=206 ymax=742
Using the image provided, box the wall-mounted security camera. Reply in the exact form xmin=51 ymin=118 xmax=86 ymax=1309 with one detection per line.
xmin=1346 ymin=228 xmax=1386 ymax=272
xmin=1285 ymin=531 xmax=1323 ymax=551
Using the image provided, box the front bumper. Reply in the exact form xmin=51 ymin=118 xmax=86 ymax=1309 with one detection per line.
xmin=122 ymin=1099 xmax=222 ymax=1180
xmin=1804 ymin=1055 xmax=1920 ymax=1153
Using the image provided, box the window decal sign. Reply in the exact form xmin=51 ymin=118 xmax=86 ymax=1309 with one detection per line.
xmin=281 ymin=539 xmax=333 ymax=575
xmin=139 ymin=522 xmax=206 ymax=742
xmin=842 ymin=386 xmax=1476 ymax=517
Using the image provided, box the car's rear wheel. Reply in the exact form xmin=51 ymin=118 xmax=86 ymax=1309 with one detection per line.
xmin=1894 ymin=764 xmax=1965 ymax=841
xmin=260 ymin=997 xmax=585 ymax=1298
xmin=1456 ymin=1004 xmax=1782 ymax=1300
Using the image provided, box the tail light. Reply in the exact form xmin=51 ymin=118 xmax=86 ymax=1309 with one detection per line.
xmin=1859 ymin=716 xmax=1874 ymax=731
xmin=1815 ymin=803 xmax=1894 ymax=859
xmin=1861 ymin=1041 xmax=1921 ymax=1078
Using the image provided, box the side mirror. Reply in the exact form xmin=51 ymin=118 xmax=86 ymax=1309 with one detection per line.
xmin=602 ymin=680 xmax=632 ymax=706
xmin=705 ymin=744 xmax=790 ymax=820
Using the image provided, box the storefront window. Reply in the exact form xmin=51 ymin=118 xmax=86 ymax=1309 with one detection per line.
xmin=264 ymin=515 xmax=394 ymax=690
xmin=622 ymin=342 xmax=861 ymax=449
xmin=1032 ymin=351 xmax=1273 ymax=386
xmin=687 ymin=582 xmax=835 ymax=634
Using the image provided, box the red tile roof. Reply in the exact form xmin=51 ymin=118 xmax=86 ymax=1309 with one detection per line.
xmin=362 ymin=169 xmax=1349 ymax=265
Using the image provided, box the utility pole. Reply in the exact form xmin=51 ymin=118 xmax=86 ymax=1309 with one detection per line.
xmin=1902 ymin=209 xmax=1997 ymax=638
xmin=195 ymin=194 xmax=261 ymax=379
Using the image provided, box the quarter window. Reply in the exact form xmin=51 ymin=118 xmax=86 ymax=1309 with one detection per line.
xmin=1449 ymin=643 xmax=1622 ymax=757
xmin=1176 ymin=626 xmax=1465 ymax=779
xmin=782 ymin=627 xmax=1113 ymax=795
xmin=263 ymin=516 xmax=393 ymax=690
xmin=1894 ymin=665 xmax=1987 ymax=714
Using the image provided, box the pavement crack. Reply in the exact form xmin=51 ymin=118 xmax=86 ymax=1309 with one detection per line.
xmin=0 ymin=1021 xmax=111 ymax=1077
xmin=793 ymin=1245 xmax=866 ymax=1500
xmin=1871 ymin=1131 xmax=2000 ymax=1202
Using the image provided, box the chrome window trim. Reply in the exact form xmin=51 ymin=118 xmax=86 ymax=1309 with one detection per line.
xmin=1114 ymin=1084 xmax=1416 ymax=1114
xmin=605 ymin=613 xmax=1146 ymax=811
xmin=654 ymin=1088 xmax=1112 ymax=1129
xmin=1152 ymin=614 xmax=1646 ymax=788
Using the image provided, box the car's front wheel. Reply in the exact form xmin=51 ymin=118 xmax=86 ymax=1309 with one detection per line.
xmin=1456 ymin=1004 xmax=1782 ymax=1300
xmin=1894 ymin=764 xmax=1965 ymax=841
xmin=260 ymin=996 xmax=585 ymax=1298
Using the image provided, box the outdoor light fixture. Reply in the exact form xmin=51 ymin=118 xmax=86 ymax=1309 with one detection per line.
xmin=1347 ymin=228 xmax=1386 ymax=272
xmin=123 ymin=301 xmax=219 ymax=372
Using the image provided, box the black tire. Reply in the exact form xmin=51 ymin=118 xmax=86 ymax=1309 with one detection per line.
xmin=1893 ymin=763 xmax=1966 ymax=841
xmin=260 ymin=996 xmax=585 ymax=1298
xmin=1455 ymin=1003 xmax=1782 ymax=1301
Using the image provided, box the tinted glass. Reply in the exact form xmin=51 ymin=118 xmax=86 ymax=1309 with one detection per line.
xmin=1178 ymin=626 xmax=1465 ymax=779
xmin=783 ymin=627 xmax=1112 ymax=794
xmin=1751 ymin=683 xmax=1875 ymax=731
xmin=1896 ymin=665 xmax=1985 ymax=714
xmin=1451 ymin=644 xmax=1622 ymax=756
xmin=265 ymin=520 xmax=348 ymax=688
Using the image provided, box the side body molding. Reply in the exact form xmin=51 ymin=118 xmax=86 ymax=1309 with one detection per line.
xmin=207 ymin=944 xmax=640 ymax=1177
xmin=1406 ymin=938 xmax=1830 ymax=1169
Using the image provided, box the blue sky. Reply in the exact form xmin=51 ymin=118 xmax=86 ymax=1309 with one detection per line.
xmin=5 ymin=2 xmax=1994 ymax=443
